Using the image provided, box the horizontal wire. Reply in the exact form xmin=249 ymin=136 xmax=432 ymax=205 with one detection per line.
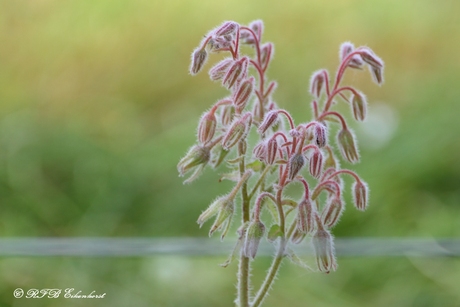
xmin=0 ymin=237 xmax=458 ymax=257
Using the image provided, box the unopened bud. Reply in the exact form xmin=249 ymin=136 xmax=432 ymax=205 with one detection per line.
xmin=252 ymin=141 xmax=267 ymax=161
xmin=351 ymin=91 xmax=367 ymax=121
xmin=215 ymin=21 xmax=239 ymax=36
xmin=312 ymin=221 xmax=337 ymax=273
xmin=260 ymin=42 xmax=273 ymax=69
xmin=209 ymin=197 xmax=234 ymax=237
xmin=296 ymin=198 xmax=315 ymax=235
xmin=266 ymin=137 xmax=278 ymax=165
xmin=223 ymin=57 xmax=248 ymax=89
xmin=314 ymin=122 xmax=328 ymax=147
xmin=208 ymin=37 xmax=232 ymax=52
xmin=321 ymin=197 xmax=343 ymax=228
xmin=243 ymin=220 xmax=265 ymax=259
xmin=221 ymin=113 xmax=252 ymax=150
xmin=309 ymin=70 xmax=326 ymax=98
xmin=177 ymin=145 xmax=210 ymax=177
xmin=197 ymin=111 xmax=217 ymax=145
xmin=287 ymin=153 xmax=306 ymax=181
xmin=220 ymin=105 xmax=235 ymax=126
xmin=197 ymin=195 xmax=229 ymax=227
xmin=258 ymin=110 xmax=278 ymax=134
xmin=360 ymin=48 xmax=384 ymax=69
xmin=339 ymin=42 xmax=354 ymax=62
xmin=249 ymin=19 xmax=264 ymax=41
xmin=337 ymin=128 xmax=359 ymax=164
xmin=369 ymin=65 xmax=384 ymax=85
xmin=234 ymin=77 xmax=254 ymax=112
xmin=309 ymin=149 xmax=324 ymax=179
xmin=291 ymin=228 xmax=306 ymax=244
xmin=353 ymin=180 xmax=369 ymax=211
xmin=209 ymin=58 xmax=233 ymax=81
xmin=190 ymin=48 xmax=208 ymax=75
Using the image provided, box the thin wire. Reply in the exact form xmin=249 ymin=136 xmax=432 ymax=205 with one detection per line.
xmin=0 ymin=237 xmax=458 ymax=257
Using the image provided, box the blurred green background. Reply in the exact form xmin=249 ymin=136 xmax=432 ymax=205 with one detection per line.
xmin=1 ymin=0 xmax=460 ymax=306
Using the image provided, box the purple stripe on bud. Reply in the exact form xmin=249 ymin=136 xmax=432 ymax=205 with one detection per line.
xmin=351 ymin=91 xmax=367 ymax=122
xmin=309 ymin=149 xmax=324 ymax=178
xmin=197 ymin=111 xmax=217 ymax=145
xmin=221 ymin=113 xmax=252 ymax=150
xmin=258 ymin=110 xmax=278 ymax=134
xmin=287 ymin=153 xmax=306 ymax=181
xmin=353 ymin=180 xmax=369 ymax=211
xmin=233 ymin=77 xmax=254 ymax=112
xmin=209 ymin=58 xmax=233 ymax=81
xmin=190 ymin=48 xmax=208 ymax=75
xmin=321 ymin=197 xmax=343 ymax=228
xmin=337 ymin=128 xmax=359 ymax=164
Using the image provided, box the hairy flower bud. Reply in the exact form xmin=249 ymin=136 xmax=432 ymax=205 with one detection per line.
xmin=197 ymin=195 xmax=229 ymax=227
xmin=309 ymin=149 xmax=324 ymax=178
xmin=337 ymin=128 xmax=359 ymax=164
xmin=221 ymin=113 xmax=252 ymax=150
xmin=252 ymin=141 xmax=267 ymax=161
xmin=351 ymin=91 xmax=367 ymax=122
xmin=360 ymin=48 xmax=384 ymax=69
xmin=197 ymin=111 xmax=217 ymax=145
xmin=243 ymin=220 xmax=265 ymax=259
xmin=321 ymin=197 xmax=344 ymax=228
xmin=314 ymin=122 xmax=328 ymax=148
xmin=234 ymin=77 xmax=254 ymax=112
xmin=220 ymin=105 xmax=234 ymax=127
xmin=250 ymin=19 xmax=264 ymax=41
xmin=190 ymin=48 xmax=208 ymax=75
xmin=296 ymin=198 xmax=315 ymax=235
xmin=209 ymin=58 xmax=233 ymax=81
xmin=223 ymin=57 xmax=248 ymax=89
xmin=287 ymin=153 xmax=306 ymax=181
xmin=352 ymin=180 xmax=369 ymax=211
xmin=258 ymin=110 xmax=278 ymax=134
xmin=339 ymin=42 xmax=354 ymax=62
xmin=215 ymin=21 xmax=239 ymax=36
xmin=177 ymin=145 xmax=210 ymax=182
xmin=312 ymin=220 xmax=337 ymax=273
xmin=209 ymin=197 xmax=235 ymax=239
xmin=260 ymin=42 xmax=273 ymax=69
xmin=369 ymin=65 xmax=384 ymax=85
xmin=309 ymin=70 xmax=326 ymax=98
xmin=266 ymin=137 xmax=278 ymax=165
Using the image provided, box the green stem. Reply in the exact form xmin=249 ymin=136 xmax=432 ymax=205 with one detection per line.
xmin=248 ymin=165 xmax=271 ymax=200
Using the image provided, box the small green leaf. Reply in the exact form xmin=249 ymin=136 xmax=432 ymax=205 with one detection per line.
xmin=286 ymin=248 xmax=314 ymax=271
xmin=246 ymin=159 xmax=263 ymax=172
xmin=267 ymin=224 xmax=283 ymax=243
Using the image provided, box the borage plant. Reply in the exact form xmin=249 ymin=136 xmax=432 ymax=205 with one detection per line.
xmin=178 ymin=20 xmax=384 ymax=307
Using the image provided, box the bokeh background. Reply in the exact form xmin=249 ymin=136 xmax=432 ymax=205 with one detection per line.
xmin=1 ymin=0 xmax=460 ymax=306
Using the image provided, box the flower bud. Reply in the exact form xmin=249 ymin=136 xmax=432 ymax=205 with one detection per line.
xmin=252 ymin=141 xmax=267 ymax=161
xmin=243 ymin=220 xmax=265 ymax=259
xmin=215 ymin=21 xmax=239 ymax=36
xmin=337 ymin=128 xmax=359 ymax=164
xmin=209 ymin=197 xmax=235 ymax=238
xmin=209 ymin=58 xmax=233 ymax=81
xmin=177 ymin=145 xmax=210 ymax=179
xmin=321 ymin=197 xmax=343 ymax=228
xmin=287 ymin=153 xmax=306 ymax=181
xmin=314 ymin=122 xmax=328 ymax=148
xmin=309 ymin=149 xmax=323 ymax=179
xmin=223 ymin=57 xmax=248 ymax=89
xmin=296 ymin=198 xmax=315 ymax=235
xmin=352 ymin=180 xmax=369 ymax=211
xmin=260 ymin=42 xmax=273 ymax=69
xmin=360 ymin=48 xmax=384 ymax=69
xmin=311 ymin=180 xmax=340 ymax=200
xmin=339 ymin=42 xmax=354 ymax=63
xmin=351 ymin=91 xmax=367 ymax=122
xmin=309 ymin=70 xmax=326 ymax=98
xmin=258 ymin=110 xmax=278 ymax=134
xmin=233 ymin=77 xmax=254 ymax=112
xmin=221 ymin=113 xmax=252 ymax=150
xmin=265 ymin=137 xmax=278 ymax=165
xmin=369 ymin=65 xmax=384 ymax=85
xmin=220 ymin=105 xmax=234 ymax=127
xmin=197 ymin=195 xmax=228 ymax=227
xmin=249 ymin=19 xmax=264 ymax=41
xmin=197 ymin=111 xmax=217 ymax=145
xmin=190 ymin=48 xmax=208 ymax=75
xmin=208 ymin=37 xmax=232 ymax=52
xmin=291 ymin=228 xmax=306 ymax=244
xmin=312 ymin=221 xmax=337 ymax=273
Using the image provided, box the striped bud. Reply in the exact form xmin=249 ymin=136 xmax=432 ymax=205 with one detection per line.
xmin=287 ymin=153 xmax=306 ymax=181
xmin=221 ymin=113 xmax=252 ymax=150
xmin=353 ymin=180 xmax=369 ymax=211
xmin=309 ymin=70 xmax=326 ymax=98
xmin=321 ymin=197 xmax=343 ymax=228
xmin=351 ymin=91 xmax=367 ymax=121
xmin=220 ymin=105 xmax=234 ymax=127
xmin=258 ymin=110 xmax=278 ymax=134
xmin=339 ymin=42 xmax=354 ymax=63
xmin=209 ymin=58 xmax=233 ymax=81
xmin=369 ymin=65 xmax=384 ymax=85
xmin=260 ymin=42 xmax=273 ymax=69
xmin=177 ymin=145 xmax=210 ymax=177
xmin=337 ymin=128 xmax=359 ymax=164
xmin=296 ymin=198 xmax=316 ymax=235
xmin=215 ymin=21 xmax=239 ymax=36
xmin=309 ymin=149 xmax=323 ymax=178
xmin=312 ymin=217 xmax=337 ymax=273
xmin=266 ymin=137 xmax=278 ymax=165
xmin=314 ymin=122 xmax=328 ymax=148
xmin=243 ymin=220 xmax=265 ymax=259
xmin=360 ymin=48 xmax=384 ymax=69
xmin=197 ymin=111 xmax=217 ymax=145
xmin=252 ymin=141 xmax=267 ymax=161
xmin=190 ymin=48 xmax=208 ymax=75
xmin=233 ymin=77 xmax=254 ymax=112
xmin=223 ymin=57 xmax=248 ymax=89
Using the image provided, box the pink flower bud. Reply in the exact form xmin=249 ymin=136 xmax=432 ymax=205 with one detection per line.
xmin=337 ymin=128 xmax=359 ymax=164
xmin=369 ymin=65 xmax=384 ymax=85
xmin=287 ymin=153 xmax=306 ymax=181
xmin=233 ymin=77 xmax=254 ymax=112
xmin=360 ymin=48 xmax=384 ymax=69
xmin=197 ymin=111 xmax=217 ymax=145
xmin=309 ymin=149 xmax=323 ymax=178
xmin=223 ymin=57 xmax=248 ymax=89
xmin=339 ymin=42 xmax=354 ymax=62
xmin=209 ymin=58 xmax=233 ymax=81
xmin=352 ymin=180 xmax=369 ymax=211
xmin=208 ymin=36 xmax=232 ymax=52
xmin=291 ymin=228 xmax=306 ymax=245
xmin=243 ymin=219 xmax=265 ymax=259
xmin=266 ymin=137 xmax=278 ymax=165
xmin=312 ymin=220 xmax=337 ymax=273
xmin=252 ymin=141 xmax=267 ymax=161
xmin=190 ymin=48 xmax=208 ymax=75
xmin=220 ymin=105 xmax=235 ymax=127
xmin=314 ymin=122 xmax=328 ymax=147
xmin=351 ymin=91 xmax=367 ymax=121
xmin=258 ymin=110 xmax=278 ymax=134
xmin=215 ymin=21 xmax=239 ymax=36
xmin=221 ymin=113 xmax=252 ymax=150
xmin=321 ymin=197 xmax=343 ymax=228
xmin=249 ymin=19 xmax=264 ymax=41
xmin=260 ymin=42 xmax=273 ymax=69
xmin=296 ymin=198 xmax=316 ymax=235
xmin=309 ymin=70 xmax=326 ymax=98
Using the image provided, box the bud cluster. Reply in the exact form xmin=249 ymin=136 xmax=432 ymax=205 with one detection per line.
xmin=178 ymin=20 xmax=384 ymax=306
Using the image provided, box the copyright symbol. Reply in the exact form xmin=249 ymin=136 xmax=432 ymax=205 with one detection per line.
xmin=13 ymin=288 xmax=24 ymax=298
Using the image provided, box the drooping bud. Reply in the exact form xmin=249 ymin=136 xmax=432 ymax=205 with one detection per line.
xmin=243 ymin=219 xmax=265 ymax=259
xmin=314 ymin=122 xmax=328 ymax=148
xmin=258 ymin=110 xmax=278 ymax=134
xmin=223 ymin=57 xmax=249 ymax=89
xmin=208 ymin=36 xmax=232 ymax=52
xmin=190 ymin=47 xmax=208 ymax=75
xmin=249 ymin=19 xmax=264 ymax=41
xmin=215 ymin=21 xmax=239 ymax=37
xmin=321 ymin=197 xmax=344 ymax=228
xmin=309 ymin=70 xmax=327 ymax=98
xmin=352 ymin=180 xmax=369 ymax=211
xmin=220 ymin=105 xmax=235 ymax=127
xmin=312 ymin=217 xmax=337 ymax=273
xmin=309 ymin=149 xmax=324 ymax=179
xmin=351 ymin=91 xmax=367 ymax=122
xmin=369 ymin=65 xmax=384 ymax=85
xmin=252 ymin=141 xmax=267 ymax=161
xmin=209 ymin=197 xmax=235 ymax=238
xmin=296 ymin=198 xmax=316 ymax=235
xmin=209 ymin=58 xmax=233 ymax=81
xmin=360 ymin=48 xmax=384 ymax=69
xmin=265 ymin=137 xmax=278 ymax=165
xmin=287 ymin=153 xmax=306 ymax=181
xmin=177 ymin=145 xmax=211 ymax=182
xmin=233 ymin=77 xmax=254 ymax=112
xmin=337 ymin=128 xmax=359 ymax=164
xmin=260 ymin=42 xmax=273 ymax=69
xmin=291 ymin=228 xmax=306 ymax=244
xmin=197 ymin=195 xmax=229 ymax=227
xmin=197 ymin=111 xmax=217 ymax=145
xmin=339 ymin=42 xmax=354 ymax=63
xmin=221 ymin=113 xmax=252 ymax=150
xmin=311 ymin=180 xmax=341 ymax=200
